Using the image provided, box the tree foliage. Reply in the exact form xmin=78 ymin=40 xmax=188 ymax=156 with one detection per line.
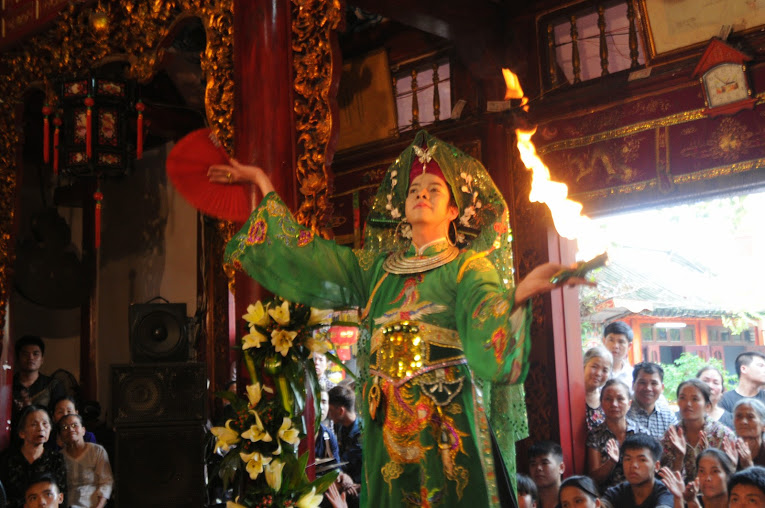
xmin=662 ymin=352 xmax=737 ymax=403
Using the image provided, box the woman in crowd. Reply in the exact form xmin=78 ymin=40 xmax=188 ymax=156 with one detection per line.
xmin=697 ymin=366 xmax=734 ymax=429
xmin=586 ymin=379 xmax=644 ymax=490
xmin=0 ymin=404 xmax=67 ymax=508
xmin=50 ymin=397 xmax=97 ymax=450
xmin=583 ymin=346 xmax=613 ymax=432
xmin=661 ymin=379 xmax=736 ymax=482
xmin=733 ymin=397 xmax=765 ymax=468
xmin=660 ymin=447 xmax=734 ymax=508
xmin=58 ymin=413 xmax=113 ymax=508
xmin=558 ymin=475 xmax=601 ymax=508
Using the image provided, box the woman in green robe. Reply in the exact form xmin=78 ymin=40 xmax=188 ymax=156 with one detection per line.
xmin=209 ymin=131 xmax=589 ymax=508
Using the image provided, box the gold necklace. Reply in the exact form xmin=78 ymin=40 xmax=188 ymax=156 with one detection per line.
xmin=383 ymin=244 xmax=459 ymax=274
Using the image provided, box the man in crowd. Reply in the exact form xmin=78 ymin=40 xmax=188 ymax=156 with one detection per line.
xmin=12 ymin=336 xmax=66 ymax=420
xmin=600 ymin=434 xmax=673 ymax=508
xmin=603 ymin=321 xmax=634 ymax=388
xmin=626 ymin=362 xmax=676 ymax=440
xmin=719 ymin=351 xmax=765 ymax=412
xmin=328 ymin=384 xmax=361 ymax=508
xmin=528 ymin=441 xmax=565 ymax=508
xmin=24 ymin=474 xmax=65 ymax=508
xmin=728 ymin=465 xmax=765 ymax=508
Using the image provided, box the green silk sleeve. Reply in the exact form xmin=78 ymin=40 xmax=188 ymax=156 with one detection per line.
xmin=224 ymin=192 xmax=375 ymax=309
xmin=454 ymin=254 xmax=532 ymax=384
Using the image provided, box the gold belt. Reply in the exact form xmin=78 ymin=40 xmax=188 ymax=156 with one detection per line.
xmin=369 ymin=321 xmax=466 ymax=386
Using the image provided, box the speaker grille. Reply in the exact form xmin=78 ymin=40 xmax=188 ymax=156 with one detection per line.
xmin=112 ymin=363 xmax=206 ymax=425
xmin=129 ymin=303 xmax=188 ymax=363
xmin=115 ymin=424 xmax=205 ymax=508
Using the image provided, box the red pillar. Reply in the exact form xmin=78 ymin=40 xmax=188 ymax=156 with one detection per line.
xmin=232 ymin=0 xmax=315 ymax=474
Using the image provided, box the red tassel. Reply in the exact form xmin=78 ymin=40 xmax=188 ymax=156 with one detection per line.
xmin=53 ymin=116 xmax=62 ymax=175
xmin=42 ymin=105 xmax=53 ymax=164
xmin=94 ymin=190 xmax=103 ymax=249
xmin=135 ymin=100 xmax=145 ymax=160
xmin=85 ymin=96 xmax=95 ymax=159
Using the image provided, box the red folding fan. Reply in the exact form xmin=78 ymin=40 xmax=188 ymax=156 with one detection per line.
xmin=166 ymin=128 xmax=252 ymax=223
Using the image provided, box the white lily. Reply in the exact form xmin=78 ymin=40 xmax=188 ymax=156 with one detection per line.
xmin=241 ymin=411 xmax=273 ymax=443
xmin=240 ymin=450 xmax=272 ymax=480
xmin=243 ymin=301 xmax=270 ymax=327
xmin=265 ymin=458 xmax=285 ymax=491
xmin=271 ymin=329 xmax=298 ymax=357
xmin=268 ymin=300 xmax=291 ymax=325
xmin=296 ymin=487 xmax=323 ymax=508
xmin=210 ymin=419 xmax=241 ymax=452
xmin=245 ymin=382 xmax=273 ymax=407
xmin=242 ymin=327 xmax=268 ymax=350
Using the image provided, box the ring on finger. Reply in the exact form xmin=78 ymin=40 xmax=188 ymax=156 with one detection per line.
xmin=226 ymin=172 xmax=232 ymax=182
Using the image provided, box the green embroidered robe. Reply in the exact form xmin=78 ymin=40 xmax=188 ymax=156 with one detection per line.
xmin=225 ymin=193 xmax=531 ymax=508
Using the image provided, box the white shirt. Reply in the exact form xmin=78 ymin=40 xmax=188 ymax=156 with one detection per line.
xmin=63 ymin=442 xmax=114 ymax=508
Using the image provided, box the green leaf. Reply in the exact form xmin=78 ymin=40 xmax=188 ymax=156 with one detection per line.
xmin=215 ymin=390 xmax=248 ymax=412
xmin=326 ymin=350 xmax=358 ymax=380
xmin=307 ymin=469 xmax=340 ymax=494
xmin=217 ymin=448 xmax=242 ymax=490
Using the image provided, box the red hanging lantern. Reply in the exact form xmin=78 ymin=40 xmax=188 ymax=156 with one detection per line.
xmin=135 ymin=100 xmax=145 ymax=160
xmin=93 ymin=189 xmax=104 ymax=248
xmin=53 ymin=115 xmax=62 ymax=174
xmin=84 ymin=95 xmax=95 ymax=159
xmin=42 ymin=104 xmax=53 ymax=163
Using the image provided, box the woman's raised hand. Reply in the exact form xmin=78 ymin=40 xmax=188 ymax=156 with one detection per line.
xmin=737 ymin=437 xmax=753 ymax=468
xmin=605 ymin=438 xmax=620 ymax=463
xmin=208 ymin=159 xmax=276 ymax=197
xmin=658 ymin=467 xmax=686 ymax=498
xmin=667 ymin=425 xmax=687 ymax=457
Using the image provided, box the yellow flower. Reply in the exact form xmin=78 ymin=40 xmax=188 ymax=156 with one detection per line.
xmin=296 ymin=487 xmax=323 ymax=508
xmin=265 ymin=459 xmax=285 ymax=491
xmin=210 ymin=419 xmax=240 ymax=452
xmin=245 ymin=382 xmax=272 ymax=407
xmin=271 ymin=329 xmax=298 ymax=357
xmin=305 ymin=336 xmax=332 ymax=355
xmin=268 ymin=300 xmax=291 ymax=325
xmin=240 ymin=450 xmax=272 ymax=480
xmin=241 ymin=411 xmax=273 ymax=443
xmin=242 ymin=327 xmax=268 ymax=350
xmin=277 ymin=417 xmax=300 ymax=445
xmin=227 ymin=498 xmax=247 ymax=508
xmin=307 ymin=307 xmax=332 ymax=326
xmin=243 ymin=301 xmax=270 ymax=327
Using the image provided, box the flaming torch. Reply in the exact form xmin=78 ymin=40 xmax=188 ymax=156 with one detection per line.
xmin=502 ymin=68 xmax=608 ymax=282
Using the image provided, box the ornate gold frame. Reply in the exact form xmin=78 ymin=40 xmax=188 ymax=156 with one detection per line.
xmin=0 ymin=0 xmax=234 ymax=345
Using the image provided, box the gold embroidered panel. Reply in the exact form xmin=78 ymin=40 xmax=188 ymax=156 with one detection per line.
xmin=533 ymin=65 xmax=765 ymax=215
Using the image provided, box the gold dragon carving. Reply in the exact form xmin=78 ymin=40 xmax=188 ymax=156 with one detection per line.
xmin=291 ymin=0 xmax=345 ymax=238
xmin=0 ymin=0 xmax=234 ymax=344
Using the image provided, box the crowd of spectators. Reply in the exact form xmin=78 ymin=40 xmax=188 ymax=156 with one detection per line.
xmin=518 ymin=321 xmax=765 ymax=508
xmin=0 ymin=335 xmax=112 ymax=508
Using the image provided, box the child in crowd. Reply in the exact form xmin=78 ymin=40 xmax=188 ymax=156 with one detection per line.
xmin=528 ymin=441 xmax=565 ymax=508
xmin=23 ymin=473 xmax=65 ymax=508
xmin=516 ymin=473 xmax=538 ymax=508
xmin=599 ymin=434 xmax=673 ymax=508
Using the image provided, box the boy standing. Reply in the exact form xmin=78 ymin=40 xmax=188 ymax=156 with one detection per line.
xmin=603 ymin=322 xmax=633 ymax=387
xmin=24 ymin=474 xmax=65 ymax=508
xmin=728 ymin=465 xmax=765 ymax=508
xmin=528 ymin=441 xmax=565 ymax=508
xmin=600 ymin=434 xmax=673 ymax=508
xmin=719 ymin=352 xmax=765 ymax=412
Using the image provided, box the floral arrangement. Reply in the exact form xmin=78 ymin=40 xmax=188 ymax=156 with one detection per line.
xmin=210 ymin=297 xmax=341 ymax=508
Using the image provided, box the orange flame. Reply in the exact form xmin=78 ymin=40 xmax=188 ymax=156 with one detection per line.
xmin=502 ymin=68 xmax=529 ymax=110
xmin=503 ymin=68 xmax=605 ymax=259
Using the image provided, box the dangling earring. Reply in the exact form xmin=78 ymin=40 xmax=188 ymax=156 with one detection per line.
xmin=395 ymin=220 xmax=412 ymax=240
xmin=447 ymin=221 xmax=458 ymax=246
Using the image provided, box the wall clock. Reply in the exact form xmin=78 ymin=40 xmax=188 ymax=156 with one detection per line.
xmin=692 ymin=38 xmax=756 ymax=117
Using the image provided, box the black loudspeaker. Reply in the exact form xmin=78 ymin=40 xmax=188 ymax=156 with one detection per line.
xmin=129 ymin=302 xmax=188 ymax=363
xmin=115 ymin=423 xmax=205 ymax=508
xmin=112 ymin=363 xmax=206 ymax=426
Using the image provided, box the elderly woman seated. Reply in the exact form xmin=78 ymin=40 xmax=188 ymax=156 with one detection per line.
xmin=58 ymin=414 xmax=113 ymax=508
